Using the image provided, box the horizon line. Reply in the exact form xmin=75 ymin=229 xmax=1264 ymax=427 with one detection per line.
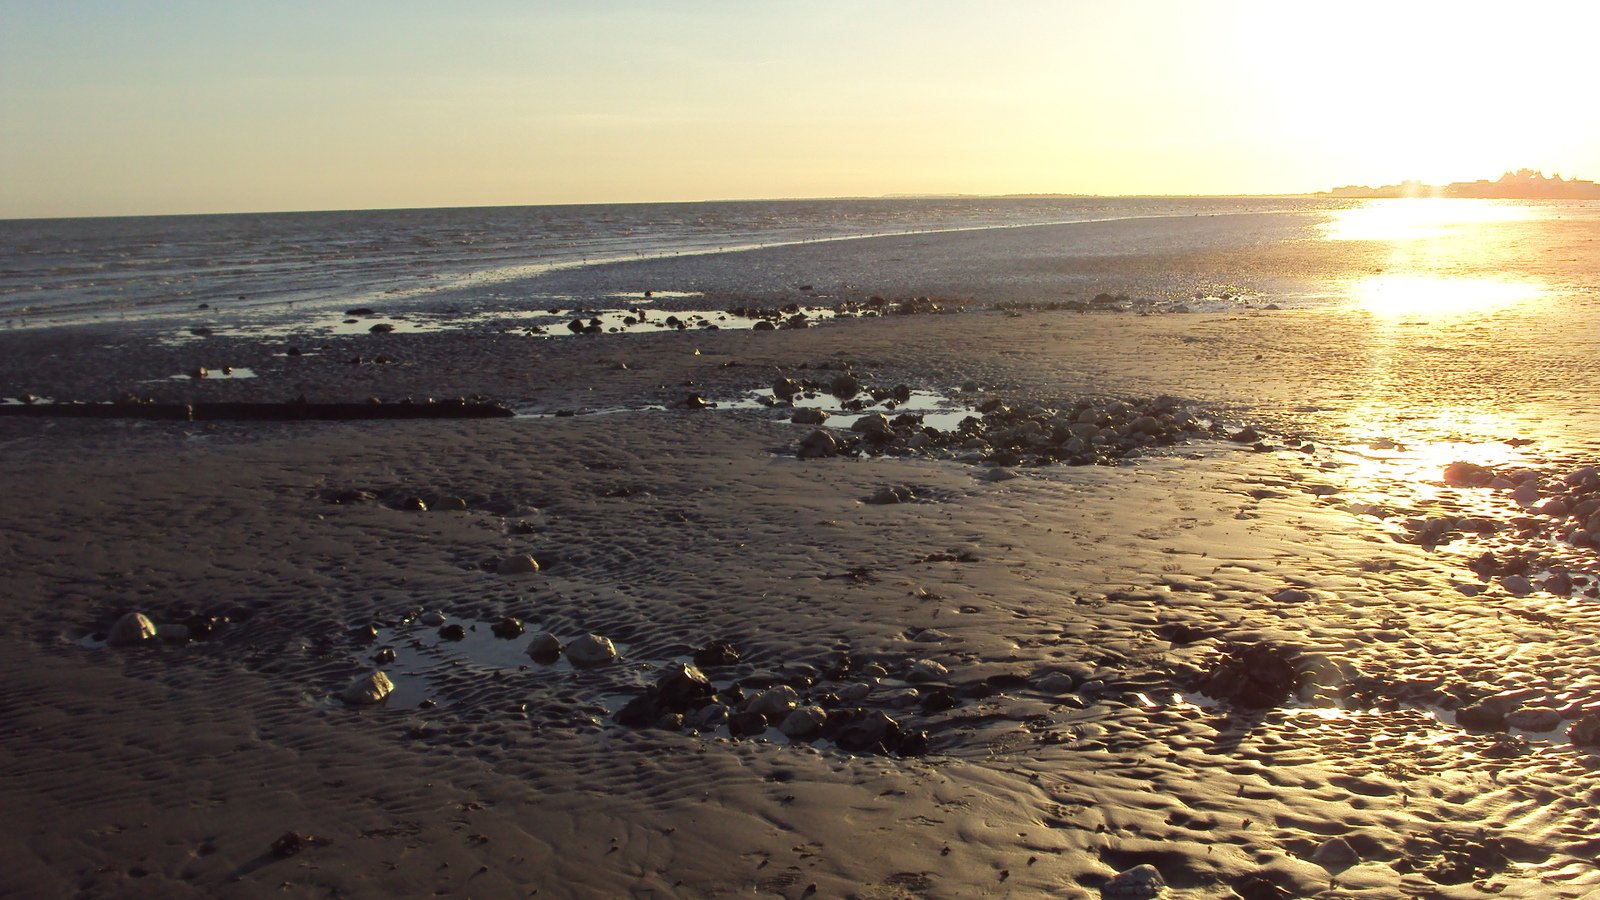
xmin=0 ymin=190 xmax=1332 ymax=224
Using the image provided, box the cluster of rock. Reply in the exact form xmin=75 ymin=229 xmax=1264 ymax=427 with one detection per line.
xmin=784 ymin=382 xmax=1214 ymax=467
xmin=1197 ymin=642 xmax=1310 ymax=709
xmin=611 ymin=649 xmax=938 ymax=757
xmin=1414 ymin=463 xmax=1600 ymax=598
xmin=100 ymin=610 xmax=228 ymax=647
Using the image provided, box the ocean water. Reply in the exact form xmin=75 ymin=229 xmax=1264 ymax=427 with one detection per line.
xmin=0 ymin=197 xmax=1329 ymax=328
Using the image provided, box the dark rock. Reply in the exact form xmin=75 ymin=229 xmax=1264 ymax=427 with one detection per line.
xmin=372 ymin=646 xmax=397 ymax=664
xmin=693 ymin=642 xmax=741 ymax=668
xmin=1229 ymin=426 xmax=1260 ymax=443
xmin=1443 ymin=461 xmax=1495 ymax=487
xmin=368 ymin=323 xmax=395 ymax=334
xmin=350 ymin=623 xmax=379 ymax=643
xmin=773 ymin=378 xmax=803 ymax=399
xmin=1200 ymin=642 xmax=1302 ymax=708
xmin=491 ymin=617 xmax=525 ymax=639
xmin=656 ymin=663 xmax=716 ymax=712
xmin=1568 ymin=711 xmax=1600 ymax=747
xmin=829 ymin=374 xmax=862 ymax=399
xmin=729 ymin=710 xmax=769 ymax=738
xmin=438 ymin=624 xmax=466 ymax=641
xmin=827 ymin=709 xmax=902 ymax=753
xmin=797 ymin=429 xmax=839 ymax=459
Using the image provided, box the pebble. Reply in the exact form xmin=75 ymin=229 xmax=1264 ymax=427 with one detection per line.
xmin=1103 ymin=863 xmax=1165 ymax=898
xmin=779 ymin=706 xmax=827 ymax=739
xmin=565 ymin=634 xmax=617 ymax=667
xmin=746 ymin=686 xmax=799 ymax=718
xmin=496 ymin=555 xmax=541 ymax=575
xmin=792 ymin=407 xmax=829 ymax=425
xmin=797 ymin=429 xmax=839 ymax=459
xmin=526 ymin=632 xmax=562 ymax=661
xmin=906 ymin=659 xmax=949 ymax=682
xmin=341 ymin=671 xmax=394 ymax=705
xmin=106 ymin=612 xmax=157 ymax=646
xmin=420 ymin=610 xmax=447 ymax=626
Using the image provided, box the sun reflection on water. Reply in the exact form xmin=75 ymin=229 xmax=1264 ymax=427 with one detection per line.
xmin=1321 ymin=198 xmax=1537 ymax=243
xmin=1321 ymin=198 xmax=1553 ymax=319
xmin=1348 ymin=274 xmax=1547 ymax=319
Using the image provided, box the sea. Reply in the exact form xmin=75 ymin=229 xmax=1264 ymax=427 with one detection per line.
xmin=0 ymin=196 xmax=1333 ymax=328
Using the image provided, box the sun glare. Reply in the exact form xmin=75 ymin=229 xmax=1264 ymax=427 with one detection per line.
xmin=1347 ymin=274 xmax=1547 ymax=320
xmin=1321 ymin=199 xmax=1538 ymax=243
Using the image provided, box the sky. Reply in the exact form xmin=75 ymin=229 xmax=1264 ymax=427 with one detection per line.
xmin=3 ymin=0 xmax=1599 ymax=218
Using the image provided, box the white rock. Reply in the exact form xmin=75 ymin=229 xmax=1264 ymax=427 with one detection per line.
xmin=420 ymin=610 xmax=447 ymax=626
xmin=341 ymin=670 xmax=394 ymax=705
xmin=496 ymin=555 xmax=541 ymax=575
xmin=779 ymin=706 xmax=827 ymax=739
xmin=906 ymin=659 xmax=949 ymax=682
xmin=106 ymin=612 xmax=157 ymax=646
xmin=913 ymin=628 xmax=951 ymax=643
xmin=1103 ymin=863 xmax=1165 ymax=898
xmin=565 ymin=634 xmax=617 ymax=667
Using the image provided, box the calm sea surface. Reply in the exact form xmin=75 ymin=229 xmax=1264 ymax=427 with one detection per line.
xmin=0 ymin=197 xmax=1330 ymax=327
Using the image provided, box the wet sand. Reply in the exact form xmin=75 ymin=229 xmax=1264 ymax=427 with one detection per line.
xmin=3 ymin=209 xmax=1600 ymax=898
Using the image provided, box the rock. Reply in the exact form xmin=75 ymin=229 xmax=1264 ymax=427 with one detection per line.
xmin=496 ymin=555 xmax=541 ymax=575
xmin=1037 ymin=671 xmax=1078 ymax=694
xmin=372 ymin=646 xmax=397 ymax=664
xmin=106 ymin=612 xmax=157 ymax=646
xmin=1505 ymin=707 xmax=1562 ymax=732
xmin=912 ymin=628 xmax=950 ymax=643
xmin=1456 ymin=696 xmax=1517 ymax=731
xmin=526 ymin=631 xmax=562 ymax=662
xmin=1271 ymin=588 xmax=1312 ymax=604
xmin=797 ymin=429 xmax=839 ymax=459
xmin=656 ymin=664 xmax=716 ymax=712
xmin=827 ymin=709 xmax=902 ymax=753
xmin=779 ymin=706 xmax=827 ymax=739
xmin=680 ymin=393 xmax=709 ymax=410
xmin=158 ymin=623 xmax=192 ymax=644
xmin=773 ymin=377 xmax=803 ymax=399
xmin=490 ymin=617 xmax=525 ymax=639
xmin=692 ymin=642 xmax=740 ymax=668
xmin=1443 ymin=461 xmax=1495 ymax=487
xmin=838 ymin=682 xmax=872 ymax=702
xmin=565 ymin=634 xmax=617 ymax=667
xmin=850 ymin=413 xmax=891 ymax=436
xmin=1201 ymin=642 xmax=1302 ymax=708
xmin=906 ymin=659 xmax=949 ymax=682
xmin=1568 ymin=711 xmax=1600 ymax=746
xmin=1103 ymin=863 xmax=1165 ymax=898
xmin=867 ymin=484 xmax=915 ymax=504
xmin=341 ymin=671 xmax=394 ymax=705
xmin=1311 ymin=836 xmax=1360 ymax=871
xmin=829 ymin=374 xmax=861 ymax=399
xmin=729 ymin=710 xmax=769 ymax=737
xmin=1229 ymin=426 xmax=1261 ymax=444
xmin=369 ymin=322 xmax=395 ymax=334
xmin=436 ymin=496 xmax=468 ymax=510
xmin=689 ymin=703 xmax=729 ymax=730
xmin=792 ymin=407 xmax=829 ymax=425
xmin=419 ymin=610 xmax=446 ymax=626
xmin=983 ymin=467 xmax=1018 ymax=482
xmin=746 ymin=686 xmax=799 ymax=718
xmin=1500 ymin=574 xmax=1533 ymax=596
xmin=438 ymin=623 xmax=466 ymax=641
xmin=402 ymin=497 xmax=428 ymax=511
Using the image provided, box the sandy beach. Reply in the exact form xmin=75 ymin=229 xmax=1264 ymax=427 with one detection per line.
xmin=4 ymin=207 xmax=1600 ymax=898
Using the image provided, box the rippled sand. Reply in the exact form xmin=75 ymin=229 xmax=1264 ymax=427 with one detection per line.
xmin=2 ymin=201 xmax=1599 ymax=897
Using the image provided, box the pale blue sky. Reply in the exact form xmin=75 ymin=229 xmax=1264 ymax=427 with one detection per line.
xmin=4 ymin=1 xmax=1597 ymax=217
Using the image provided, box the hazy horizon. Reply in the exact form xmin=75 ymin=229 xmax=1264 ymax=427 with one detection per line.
xmin=5 ymin=1 xmax=1599 ymax=220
